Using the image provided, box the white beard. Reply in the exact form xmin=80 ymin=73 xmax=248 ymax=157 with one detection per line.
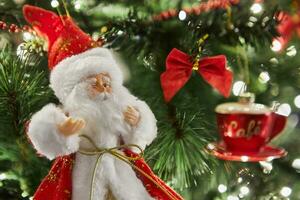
xmin=64 ymin=82 xmax=130 ymax=149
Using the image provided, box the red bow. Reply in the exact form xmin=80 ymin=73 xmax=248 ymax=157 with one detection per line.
xmin=160 ymin=48 xmax=233 ymax=102
xmin=275 ymin=12 xmax=300 ymax=49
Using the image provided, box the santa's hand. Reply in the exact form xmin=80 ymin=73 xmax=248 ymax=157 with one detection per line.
xmin=57 ymin=118 xmax=85 ymax=137
xmin=124 ymin=106 xmax=141 ymax=127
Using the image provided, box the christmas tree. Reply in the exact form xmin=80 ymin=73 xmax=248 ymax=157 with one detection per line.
xmin=0 ymin=0 xmax=300 ymax=199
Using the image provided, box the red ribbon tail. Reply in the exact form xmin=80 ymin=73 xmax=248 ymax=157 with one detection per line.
xmin=198 ymin=55 xmax=233 ymax=98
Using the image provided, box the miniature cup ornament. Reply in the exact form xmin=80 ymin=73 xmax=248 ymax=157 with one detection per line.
xmin=215 ymin=93 xmax=287 ymax=154
xmin=207 ymin=93 xmax=287 ymax=162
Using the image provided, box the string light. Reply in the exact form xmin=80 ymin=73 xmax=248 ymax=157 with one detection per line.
xmin=247 ymin=21 xmax=254 ymax=27
xmin=250 ymin=3 xmax=263 ymax=14
xmin=74 ymin=0 xmax=81 ymax=10
xmin=269 ymin=57 xmax=279 ymax=64
xmin=51 ymin=0 xmax=59 ymax=8
xmin=237 ymin=177 xmax=243 ymax=183
xmin=92 ymin=32 xmax=100 ymax=41
xmin=13 ymin=0 xmax=25 ymax=5
xmin=178 ymin=10 xmax=187 ymax=21
xmin=258 ymin=71 xmax=270 ymax=83
xmin=16 ymin=43 xmax=26 ymax=58
xmin=227 ymin=195 xmax=239 ymax=200
xmin=286 ymin=45 xmax=297 ymax=57
xmin=280 ymin=186 xmax=292 ymax=197
xmin=271 ymin=39 xmax=282 ymax=52
xmin=277 ymin=103 xmax=292 ymax=116
xmin=241 ymin=156 xmax=249 ymax=162
xmin=117 ymin=30 xmax=124 ymax=35
xmin=289 ymin=114 xmax=299 ymax=129
xmin=259 ymin=161 xmax=273 ymax=174
xmin=0 ymin=173 xmax=7 ymax=180
xmin=21 ymin=191 xmax=29 ymax=197
xmin=240 ymin=186 xmax=250 ymax=195
xmin=23 ymin=32 xmax=33 ymax=41
xmin=294 ymin=95 xmax=300 ymax=108
xmin=232 ymin=81 xmax=246 ymax=96
xmin=218 ymin=184 xmax=227 ymax=193
xmin=207 ymin=143 xmax=215 ymax=150
xmin=249 ymin=16 xmax=258 ymax=22
xmin=292 ymin=158 xmax=300 ymax=170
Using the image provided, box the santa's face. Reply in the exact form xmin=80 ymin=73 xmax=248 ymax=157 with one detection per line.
xmin=86 ymin=73 xmax=112 ymax=101
xmin=64 ymin=71 xmax=121 ymax=128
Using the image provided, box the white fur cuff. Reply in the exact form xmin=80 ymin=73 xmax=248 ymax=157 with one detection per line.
xmin=28 ymin=103 xmax=80 ymax=160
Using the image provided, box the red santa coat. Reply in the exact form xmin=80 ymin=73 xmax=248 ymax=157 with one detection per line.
xmin=33 ymin=150 xmax=183 ymax=200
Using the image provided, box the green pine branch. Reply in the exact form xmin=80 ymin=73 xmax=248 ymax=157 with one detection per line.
xmin=0 ymin=47 xmax=52 ymax=197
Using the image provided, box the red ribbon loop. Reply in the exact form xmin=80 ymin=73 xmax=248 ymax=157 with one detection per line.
xmin=160 ymin=48 xmax=233 ymax=102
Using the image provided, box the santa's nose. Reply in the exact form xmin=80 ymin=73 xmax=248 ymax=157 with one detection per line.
xmin=103 ymin=82 xmax=108 ymax=88
xmin=95 ymin=78 xmax=103 ymax=87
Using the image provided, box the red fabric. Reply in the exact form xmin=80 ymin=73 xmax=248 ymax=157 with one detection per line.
xmin=23 ymin=5 xmax=100 ymax=69
xmin=123 ymin=149 xmax=184 ymax=200
xmin=160 ymin=48 xmax=232 ymax=102
xmin=33 ymin=150 xmax=183 ymax=200
xmin=33 ymin=154 xmax=74 ymax=200
xmin=276 ymin=12 xmax=300 ymax=49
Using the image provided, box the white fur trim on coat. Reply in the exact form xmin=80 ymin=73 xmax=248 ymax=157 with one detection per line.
xmin=50 ymin=48 xmax=123 ymax=104
xmin=28 ymin=104 xmax=80 ymax=160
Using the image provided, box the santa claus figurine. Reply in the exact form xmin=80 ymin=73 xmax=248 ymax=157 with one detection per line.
xmin=23 ymin=5 xmax=183 ymax=200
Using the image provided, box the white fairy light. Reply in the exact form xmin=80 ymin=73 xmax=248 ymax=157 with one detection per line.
xmin=13 ymin=0 xmax=25 ymax=4
xmin=16 ymin=43 xmax=27 ymax=59
xmin=259 ymin=161 xmax=273 ymax=174
xmin=277 ymin=103 xmax=292 ymax=116
xmin=92 ymin=32 xmax=100 ymax=41
xmin=250 ymin=3 xmax=263 ymax=14
xmin=294 ymin=95 xmax=300 ymax=108
xmin=247 ymin=22 xmax=254 ymax=27
xmin=292 ymin=159 xmax=300 ymax=170
xmin=249 ymin=16 xmax=258 ymax=22
xmin=280 ymin=186 xmax=292 ymax=197
xmin=51 ymin=0 xmax=59 ymax=8
xmin=269 ymin=57 xmax=279 ymax=64
xmin=23 ymin=32 xmax=33 ymax=41
xmin=227 ymin=195 xmax=239 ymax=200
xmin=289 ymin=114 xmax=299 ymax=129
xmin=117 ymin=30 xmax=124 ymax=35
xmin=271 ymin=39 xmax=282 ymax=52
xmin=74 ymin=0 xmax=81 ymax=10
xmin=178 ymin=10 xmax=187 ymax=21
xmin=21 ymin=191 xmax=29 ymax=197
xmin=286 ymin=45 xmax=297 ymax=57
xmin=207 ymin=143 xmax=215 ymax=150
xmin=240 ymin=186 xmax=250 ymax=195
xmin=241 ymin=156 xmax=249 ymax=162
xmin=218 ymin=184 xmax=227 ymax=193
xmin=258 ymin=71 xmax=270 ymax=84
xmin=237 ymin=177 xmax=243 ymax=183
xmin=0 ymin=173 xmax=7 ymax=180
xmin=232 ymin=81 xmax=246 ymax=96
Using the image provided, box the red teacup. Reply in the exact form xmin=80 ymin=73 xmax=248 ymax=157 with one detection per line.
xmin=215 ymin=102 xmax=287 ymax=154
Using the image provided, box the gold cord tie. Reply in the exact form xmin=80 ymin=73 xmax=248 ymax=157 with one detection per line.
xmin=78 ymin=134 xmax=178 ymax=200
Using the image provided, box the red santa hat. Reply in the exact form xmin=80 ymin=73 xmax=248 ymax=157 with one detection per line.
xmin=23 ymin=5 xmax=123 ymax=103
